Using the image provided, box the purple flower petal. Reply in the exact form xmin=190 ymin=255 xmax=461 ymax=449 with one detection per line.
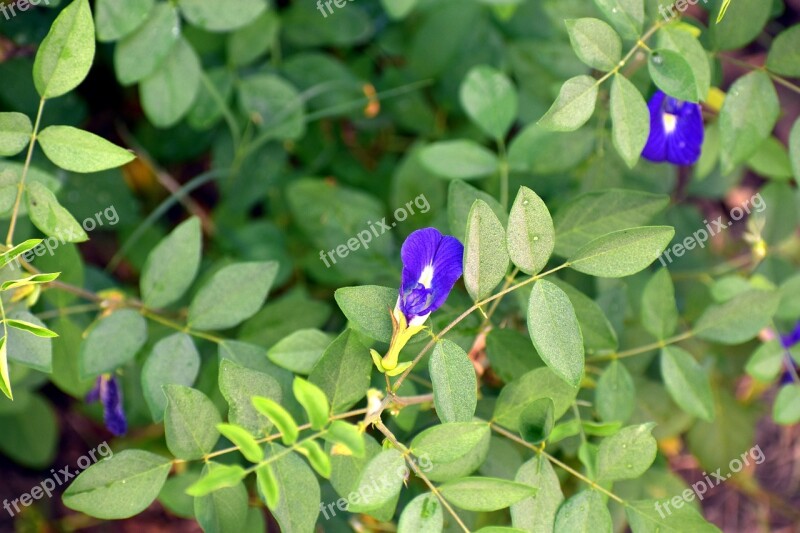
xmin=642 ymin=91 xmax=668 ymax=163
xmin=642 ymin=91 xmax=704 ymax=166
xmin=101 ymin=376 xmax=127 ymax=436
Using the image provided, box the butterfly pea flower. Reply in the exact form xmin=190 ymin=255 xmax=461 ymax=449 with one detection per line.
xmin=86 ymin=374 xmax=127 ymax=436
xmin=371 ymin=228 xmax=464 ymax=376
xmin=642 ymin=90 xmax=704 ymax=166
xmin=780 ymin=321 xmax=800 ymax=385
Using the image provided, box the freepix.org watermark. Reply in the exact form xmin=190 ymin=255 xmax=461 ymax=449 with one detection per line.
xmin=658 ymin=0 xmax=709 ymax=21
xmin=319 ymin=194 xmax=430 ymax=268
xmin=316 ymin=0 xmax=356 ymax=18
xmin=654 ymin=444 xmax=765 ymax=518
xmin=658 ymin=192 xmax=766 ymax=267
xmin=1 ymin=0 xmax=50 ymax=22
xmin=3 ymin=441 xmax=112 ymax=517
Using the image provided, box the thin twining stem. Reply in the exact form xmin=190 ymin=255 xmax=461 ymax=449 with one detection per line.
xmin=586 ymin=330 xmax=695 ymax=363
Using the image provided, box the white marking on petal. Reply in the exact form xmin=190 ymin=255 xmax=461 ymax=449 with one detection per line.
xmin=417 ymin=265 xmax=434 ymax=288
xmin=409 ymin=312 xmax=430 ymax=327
xmin=663 ymin=112 xmax=678 ymax=134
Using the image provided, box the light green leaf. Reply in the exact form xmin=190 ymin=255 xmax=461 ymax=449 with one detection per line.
xmin=26 ymin=181 xmax=88 ymax=243
xmin=33 ymin=0 xmax=95 ymax=99
xmin=6 ymin=312 xmax=54 ymax=374
xmin=37 ymin=126 xmax=134 ymax=173
xmin=549 ymin=279 xmax=618 ymax=353
xmin=79 ymin=309 xmax=147 ymax=378
xmin=142 ymin=333 xmax=200 ymax=422
xmin=459 ymin=65 xmax=518 ymax=139
xmin=141 ymin=38 xmax=201 ymax=128
xmin=268 ymin=329 xmax=331 ymax=375
xmin=593 ymin=0 xmax=643 ymax=39
xmin=710 ymin=0 xmax=771 ymax=51
xmin=527 ymin=280 xmax=584 ymax=387
xmin=610 ymin=74 xmax=649 ymax=168
xmin=595 ymin=360 xmax=635 ymax=423
xmin=95 ymin=0 xmax=154 ymax=42
xmin=641 ymin=268 xmax=678 ymax=339
xmin=193 ymin=463 xmax=248 ymax=532
xmin=648 ymin=49 xmax=699 ymax=102
xmin=227 ymin=11 xmax=279 ymax=67
xmin=334 ymin=286 xmax=396 ymax=343
xmin=114 ymin=3 xmax=180 ymax=85
xmin=324 ymin=420 xmax=365 ymax=458
xmin=188 ymin=261 xmax=278 ymax=331
xmin=178 ymin=0 xmax=267 ymax=32
xmin=297 ymin=440 xmax=330 ymax=478
xmin=410 ymin=422 xmax=491 ymax=482
xmin=767 ymin=25 xmax=800 ymax=76
xmin=464 ymin=199 xmax=509 ymax=301
xmin=493 ymin=367 xmax=578 ymax=431
xmin=439 ymin=477 xmax=536 ymax=512
xmin=511 ymin=455 xmax=563 ymax=532
xmin=506 ymin=186 xmax=554 ymax=275
xmin=0 ymin=338 xmax=12 ymax=398
xmin=63 ymin=450 xmax=171 ymax=519
xmin=745 ymin=340 xmax=784 ymax=382
xmin=309 ymin=329 xmax=371 ymax=413
xmin=398 ymin=493 xmax=443 ymax=533
xmin=0 ymin=239 xmax=41 ymax=268
xmin=219 ymin=360 xmax=282 ymax=436
xmin=1 ymin=272 xmax=60 ymax=292
xmin=256 ymin=463 xmax=280 ymax=509
xmin=419 ymin=140 xmax=499 ymax=180
xmin=164 ymin=385 xmax=221 ymax=460
xmin=554 ymin=491 xmax=612 ymax=532
xmin=347 ymin=449 xmax=406 ymax=513
xmin=538 ymin=75 xmax=598 ymax=132
xmin=774 ymin=384 xmax=800 ymax=425
xmin=141 ymin=217 xmax=202 ymax=308
xmin=625 ymin=499 xmax=722 ymax=532
xmin=266 ymin=443 xmax=321 ymax=532
xmin=746 ymin=137 xmax=793 ymax=180
xmin=6 ymin=318 xmax=57 ymax=338
xmin=238 ymin=74 xmax=306 ymax=141
xmin=0 ymin=112 xmax=32 ymax=157
xmin=430 ymin=339 xmax=477 ymax=423
xmin=252 ymin=396 xmax=299 ymax=445
xmin=658 ymin=27 xmax=711 ymax=103
xmin=293 ymin=377 xmax=330 ymax=430
xmin=568 ymin=226 xmax=675 ymax=278
xmin=597 ymin=423 xmax=657 ymax=481
xmin=565 ymin=18 xmax=622 ymax=71
xmin=187 ymin=463 xmax=248 ymax=497
xmin=661 ymin=347 xmax=714 ymax=421
xmin=448 ymin=179 xmax=508 ymax=243
xmin=720 ymin=71 xmax=780 ymax=173
xmin=217 ymin=423 xmax=264 ymax=463
xmin=694 ymin=289 xmax=779 ymax=344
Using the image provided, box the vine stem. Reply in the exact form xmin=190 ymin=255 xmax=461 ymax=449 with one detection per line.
xmin=6 ymin=97 xmax=46 ymax=246
xmin=375 ymin=421 xmax=470 ymax=533
xmin=717 ymin=54 xmax=800 ymax=95
xmin=586 ymin=330 xmax=695 ymax=363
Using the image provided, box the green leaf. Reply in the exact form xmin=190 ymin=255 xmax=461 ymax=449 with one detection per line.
xmin=0 ymin=112 xmax=32 ymax=157
xmin=554 ymin=190 xmax=669 ymax=257
xmin=661 ymin=346 xmax=714 ymax=421
xmin=324 ymin=420 xmax=366 ymax=458
xmin=26 ymin=181 xmax=88 ymax=243
xmin=410 ymin=422 xmax=491 ymax=482
xmin=658 ymin=27 xmax=711 ymax=103
xmin=33 ymin=0 xmax=95 ymax=99
xmin=459 ymin=65 xmax=518 ymax=139
xmin=398 ymin=493 xmax=443 ymax=533
xmin=419 ymin=140 xmax=499 ymax=180
xmin=95 ymin=0 xmax=154 ymax=42
xmin=0 ymin=393 xmax=57 ymax=465
xmin=37 ymin=126 xmax=135 ymax=173
xmin=7 ymin=312 xmax=54 ymax=373
xmin=219 ymin=360 xmax=282 ymax=436
xmin=506 ymin=186 xmax=554 ymax=275
xmin=745 ymin=340 xmax=784 ymax=382
xmin=268 ymin=329 xmax=331 ymax=375
xmin=439 ymin=477 xmax=536 ymax=512
xmin=610 ymin=74 xmax=649 ymax=168
xmin=597 ymin=423 xmax=657 ymax=481
xmin=1 ymin=272 xmax=60 ymax=291
xmin=141 ymin=38 xmax=201 ymax=128
xmin=429 ymin=339 xmax=477 ymax=423
xmin=720 ymin=71 xmax=780 ymax=173
xmin=527 ymin=280 xmax=584 ymax=387
xmin=595 ymin=360 xmax=636 ymax=423
xmin=227 ymin=12 xmax=279 ymax=67
xmin=188 ymin=261 xmax=278 ymax=331
xmin=549 ymin=279 xmax=618 ymax=353
xmin=626 ymin=499 xmax=721 ymax=532
xmin=79 ymin=309 xmax=147 ymax=378
xmin=568 ymin=226 xmax=675 ymax=278
xmin=767 ymin=25 xmax=800 ymax=76
xmin=63 ymin=450 xmax=171 ymax=519
xmin=592 ymin=0 xmax=643 ymax=39
xmin=774 ymin=384 xmax=800 ymax=425
xmin=193 ymin=463 xmax=248 ymax=532
xmin=0 ymin=239 xmax=41 ymax=268
xmin=464 ymin=199 xmax=509 ymax=301
xmin=217 ymin=423 xmax=264 ymax=463
xmin=554 ymin=491 xmax=612 ymax=532
xmin=141 ymin=217 xmax=202 ymax=308
xmin=266 ymin=443 xmax=321 ymax=532
xmin=164 ymin=385 xmax=221 ymax=460
xmin=648 ymin=49 xmax=699 ymax=102
xmin=519 ymin=397 xmax=554 ymax=444
xmin=493 ymin=367 xmax=578 ymax=431
xmin=293 ymin=377 xmax=330 ymax=430
xmin=141 ymin=333 xmax=200 ymax=422
xmin=114 ymin=3 xmax=180 ymax=85
xmin=333 ymin=286 xmax=396 ymax=343
xmin=641 ymin=268 xmax=678 ymax=339
xmin=256 ymin=463 xmax=280 ymax=509
xmin=347 ymin=449 xmax=406 ymax=513
xmin=538 ymin=75 xmax=598 ymax=132
xmin=0 ymin=336 xmax=10 ymax=400
xmin=297 ymin=440 xmax=331 ymax=478
xmin=565 ymin=18 xmax=622 ymax=71
xmin=485 ymin=329 xmax=544 ymax=384
xmin=511 ymin=455 xmax=563 ymax=532
xmin=694 ymin=289 xmax=779 ymax=344
xmin=6 ymin=319 xmax=57 ymax=338
xmin=252 ymin=396 xmax=299 ymax=445
xmin=178 ymin=0 xmax=267 ymax=32
xmin=507 ymin=125 xmax=596 ymax=175
xmin=238 ymin=74 xmax=306 ymax=141
xmin=710 ymin=0 xmax=772 ymax=51
xmin=309 ymin=329 xmax=371 ymax=413
xmin=746 ymin=137 xmax=793 ymax=180
xmin=187 ymin=463 xmax=248 ymax=497
xmin=448 ymin=180 xmax=508 ymax=243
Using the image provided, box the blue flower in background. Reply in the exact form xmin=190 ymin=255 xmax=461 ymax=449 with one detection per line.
xmin=371 ymin=228 xmax=464 ymax=376
xmin=87 ymin=374 xmax=127 ymax=436
xmin=780 ymin=321 xmax=800 ymax=385
xmin=642 ymin=90 xmax=704 ymax=166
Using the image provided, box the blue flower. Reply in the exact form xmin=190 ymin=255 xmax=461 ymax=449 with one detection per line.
xmin=642 ymin=90 xmax=704 ymax=166
xmin=87 ymin=374 xmax=127 ymax=436
xmin=780 ymin=321 xmax=800 ymax=385
xmin=371 ymin=228 xmax=464 ymax=376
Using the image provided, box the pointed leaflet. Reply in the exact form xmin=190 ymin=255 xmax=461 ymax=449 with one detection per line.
xmin=464 ymin=199 xmax=509 ymax=301
xmin=568 ymin=227 xmax=675 ymax=278
xmin=429 ymin=339 xmax=477 ymax=423
xmin=610 ymin=74 xmax=649 ymax=168
xmin=660 ymin=347 xmax=714 ymax=421
xmin=141 ymin=217 xmax=202 ymax=308
xmin=506 ymin=186 xmax=554 ymax=275
xmin=538 ymin=75 xmax=598 ymax=132
xmin=37 ymin=126 xmax=135 ymax=173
